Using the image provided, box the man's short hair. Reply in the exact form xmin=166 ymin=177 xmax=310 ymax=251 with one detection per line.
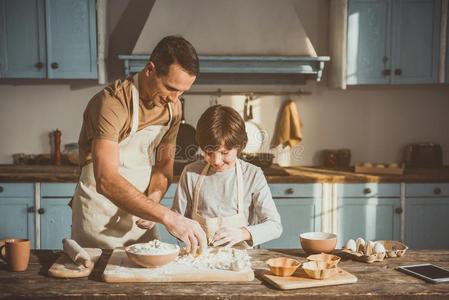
xmin=196 ymin=105 xmax=248 ymax=153
xmin=150 ymin=35 xmax=199 ymax=77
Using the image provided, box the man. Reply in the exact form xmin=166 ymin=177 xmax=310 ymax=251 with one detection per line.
xmin=71 ymin=36 xmax=207 ymax=254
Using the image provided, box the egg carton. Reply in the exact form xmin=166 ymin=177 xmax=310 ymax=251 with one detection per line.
xmin=341 ymin=249 xmax=386 ymax=263
xmin=342 ymin=239 xmax=408 ymax=263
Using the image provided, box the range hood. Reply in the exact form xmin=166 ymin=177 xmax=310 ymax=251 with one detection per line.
xmin=119 ymin=0 xmax=330 ymax=84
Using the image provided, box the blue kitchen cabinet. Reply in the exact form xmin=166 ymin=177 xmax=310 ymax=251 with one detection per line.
xmin=0 ymin=0 xmax=97 ymax=79
xmin=347 ymin=0 xmax=441 ymax=84
xmin=405 ymin=183 xmax=449 ymax=249
xmin=0 ymin=0 xmax=46 ymax=78
xmin=40 ymin=183 xmax=76 ymax=249
xmin=347 ymin=0 xmax=391 ymax=84
xmin=0 ymin=183 xmax=35 ymax=248
xmin=336 ymin=183 xmax=401 ymax=248
xmin=157 ymin=184 xmax=178 ymax=245
xmin=260 ymin=184 xmax=322 ymax=249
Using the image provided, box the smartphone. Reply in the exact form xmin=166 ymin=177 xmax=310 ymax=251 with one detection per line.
xmin=397 ymin=264 xmax=449 ymax=283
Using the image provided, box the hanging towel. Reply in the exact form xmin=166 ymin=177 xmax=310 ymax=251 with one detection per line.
xmin=274 ymin=100 xmax=303 ymax=148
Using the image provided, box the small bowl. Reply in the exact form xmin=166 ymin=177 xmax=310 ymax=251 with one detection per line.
xmin=300 ymin=232 xmax=337 ymax=254
xmin=306 ymin=253 xmax=341 ymax=268
xmin=302 ymin=261 xmax=338 ymax=280
xmin=125 ymin=243 xmax=180 ymax=268
xmin=266 ymin=257 xmax=301 ymax=277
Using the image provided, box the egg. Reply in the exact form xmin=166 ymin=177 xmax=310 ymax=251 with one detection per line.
xmin=364 ymin=240 xmax=375 ymax=255
xmin=356 ymin=237 xmax=366 ymax=252
xmin=373 ymin=242 xmax=386 ymax=254
xmin=344 ymin=239 xmax=357 ymax=252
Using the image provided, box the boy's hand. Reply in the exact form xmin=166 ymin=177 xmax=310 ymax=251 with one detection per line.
xmin=212 ymin=227 xmax=251 ymax=248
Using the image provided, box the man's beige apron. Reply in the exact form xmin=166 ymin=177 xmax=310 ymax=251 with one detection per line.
xmin=192 ymin=160 xmax=250 ymax=249
xmin=71 ymin=74 xmax=172 ymax=249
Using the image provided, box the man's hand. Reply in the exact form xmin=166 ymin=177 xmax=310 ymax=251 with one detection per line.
xmin=135 ymin=219 xmax=156 ymax=230
xmin=164 ymin=213 xmax=207 ymax=254
xmin=211 ymin=227 xmax=251 ymax=248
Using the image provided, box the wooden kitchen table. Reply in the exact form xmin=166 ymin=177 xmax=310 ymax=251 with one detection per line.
xmin=1 ymin=249 xmax=449 ymax=299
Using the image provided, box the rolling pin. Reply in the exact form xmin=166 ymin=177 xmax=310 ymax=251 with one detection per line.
xmin=63 ymin=238 xmax=93 ymax=268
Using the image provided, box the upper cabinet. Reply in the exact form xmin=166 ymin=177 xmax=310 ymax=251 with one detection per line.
xmin=343 ymin=0 xmax=441 ymax=85
xmin=0 ymin=0 xmax=97 ymax=79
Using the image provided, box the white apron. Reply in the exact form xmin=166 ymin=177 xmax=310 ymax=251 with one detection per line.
xmin=71 ymin=74 xmax=173 ymax=249
xmin=192 ymin=160 xmax=250 ymax=249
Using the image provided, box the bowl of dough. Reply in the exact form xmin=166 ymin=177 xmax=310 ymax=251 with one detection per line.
xmin=125 ymin=240 xmax=180 ymax=268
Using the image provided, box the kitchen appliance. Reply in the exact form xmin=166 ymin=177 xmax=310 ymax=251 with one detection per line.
xmin=175 ymin=97 xmax=198 ymax=162
xmin=403 ymin=143 xmax=443 ymax=168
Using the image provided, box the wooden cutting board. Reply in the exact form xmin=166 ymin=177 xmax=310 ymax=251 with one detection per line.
xmin=259 ymin=267 xmax=357 ymax=290
xmin=48 ymin=248 xmax=102 ymax=278
xmin=102 ymin=248 xmax=255 ymax=283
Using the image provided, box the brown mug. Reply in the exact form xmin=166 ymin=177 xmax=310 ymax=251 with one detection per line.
xmin=0 ymin=239 xmax=31 ymax=272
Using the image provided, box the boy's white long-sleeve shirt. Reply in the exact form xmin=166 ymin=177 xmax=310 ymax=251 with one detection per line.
xmin=172 ymin=159 xmax=283 ymax=247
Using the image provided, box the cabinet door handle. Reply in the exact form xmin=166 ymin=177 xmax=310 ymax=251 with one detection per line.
xmin=51 ymin=62 xmax=59 ymax=69
xmin=433 ymin=188 xmax=442 ymax=195
xmin=395 ymin=207 xmax=403 ymax=214
xmin=27 ymin=206 xmax=36 ymax=213
xmin=363 ymin=188 xmax=372 ymax=194
xmin=394 ymin=68 xmax=402 ymax=76
xmin=0 ymin=186 xmax=3 ymax=193
xmin=382 ymin=69 xmax=391 ymax=76
xmin=38 ymin=208 xmax=45 ymax=214
xmin=286 ymin=188 xmax=295 ymax=195
xmin=35 ymin=62 xmax=44 ymax=70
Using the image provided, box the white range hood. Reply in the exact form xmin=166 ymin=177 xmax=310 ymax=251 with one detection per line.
xmin=119 ymin=0 xmax=329 ymax=84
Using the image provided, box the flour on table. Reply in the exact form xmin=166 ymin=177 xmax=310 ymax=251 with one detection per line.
xmin=126 ymin=240 xmax=179 ymax=255
xmin=176 ymin=247 xmax=251 ymax=271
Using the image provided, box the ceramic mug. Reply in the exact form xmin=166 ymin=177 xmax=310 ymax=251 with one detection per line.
xmin=0 ymin=239 xmax=31 ymax=272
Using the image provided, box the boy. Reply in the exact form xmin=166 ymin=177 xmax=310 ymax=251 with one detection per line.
xmin=172 ymin=105 xmax=282 ymax=248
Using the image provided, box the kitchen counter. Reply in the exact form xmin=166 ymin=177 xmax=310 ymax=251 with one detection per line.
xmin=1 ymin=249 xmax=449 ymax=299
xmin=1 ymin=164 xmax=449 ymax=183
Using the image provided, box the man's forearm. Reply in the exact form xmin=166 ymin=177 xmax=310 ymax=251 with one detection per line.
xmin=97 ymin=172 xmax=172 ymax=224
xmin=146 ymin=159 xmax=174 ymax=202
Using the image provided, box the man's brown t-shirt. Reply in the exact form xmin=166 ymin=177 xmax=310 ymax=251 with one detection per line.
xmin=78 ymin=76 xmax=181 ymax=166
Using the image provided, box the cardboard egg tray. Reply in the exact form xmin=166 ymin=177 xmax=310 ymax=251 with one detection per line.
xmin=341 ymin=240 xmax=408 ymax=263
xmin=355 ymin=163 xmax=404 ymax=175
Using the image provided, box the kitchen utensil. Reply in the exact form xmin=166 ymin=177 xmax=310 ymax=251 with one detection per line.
xmin=48 ymin=248 xmax=102 ymax=278
xmin=299 ymin=232 xmax=337 ymax=254
xmin=124 ymin=243 xmax=180 ymax=268
xmin=301 ymin=260 xmax=338 ymax=280
xmin=243 ymin=96 xmax=265 ymax=153
xmin=0 ymin=238 xmax=30 ymax=272
xmin=241 ymin=152 xmax=274 ymax=168
xmin=175 ymin=97 xmax=198 ymax=162
xmin=103 ymin=248 xmax=254 ymax=282
xmin=266 ymin=257 xmax=301 ymax=277
xmin=259 ymin=267 xmax=357 ymax=290
xmin=306 ymin=253 xmax=341 ymax=268
xmin=63 ymin=143 xmax=79 ymax=165
xmin=404 ymin=143 xmax=443 ymax=168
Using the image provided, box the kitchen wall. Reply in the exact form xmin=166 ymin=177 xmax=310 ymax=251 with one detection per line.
xmin=1 ymin=0 xmax=448 ymax=166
